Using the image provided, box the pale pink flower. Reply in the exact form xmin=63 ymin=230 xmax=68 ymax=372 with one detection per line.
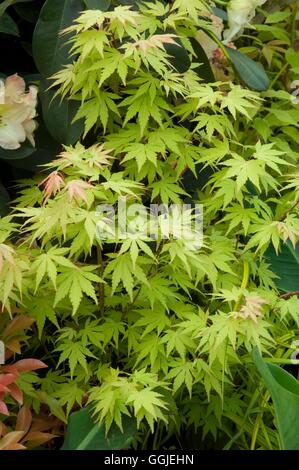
xmin=0 ymin=74 xmax=38 ymax=150
xmin=223 ymin=0 xmax=267 ymax=44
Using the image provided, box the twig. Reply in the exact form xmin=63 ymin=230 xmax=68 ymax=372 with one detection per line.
xmin=97 ymin=245 xmax=105 ymax=314
xmin=280 ymin=291 xmax=299 ymax=300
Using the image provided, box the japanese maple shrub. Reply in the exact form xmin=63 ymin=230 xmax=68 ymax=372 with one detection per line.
xmin=1 ymin=0 xmax=299 ymax=450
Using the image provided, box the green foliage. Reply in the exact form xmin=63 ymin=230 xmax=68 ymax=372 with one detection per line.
xmin=32 ymin=0 xmax=83 ymax=77
xmin=0 ymin=12 xmax=19 ymax=36
xmin=253 ymin=348 xmax=299 ymax=450
xmin=267 ymin=242 xmax=299 ymax=292
xmin=0 ymin=0 xmax=33 ymax=17
xmin=62 ymin=406 xmax=137 ymax=450
xmin=1 ymin=0 xmax=299 ymax=452
xmin=32 ymin=0 xmax=85 ymax=145
xmin=225 ymin=47 xmax=270 ymax=91
xmin=38 ymin=80 xmax=84 ymax=146
xmin=0 ymin=182 xmax=9 ymax=216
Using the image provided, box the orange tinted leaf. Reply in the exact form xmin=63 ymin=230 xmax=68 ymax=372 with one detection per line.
xmin=5 ymin=339 xmax=21 ymax=354
xmin=4 ymin=350 xmax=14 ymax=361
xmin=2 ymin=316 xmax=35 ymax=338
xmin=13 ymin=359 xmax=48 ymax=372
xmin=30 ymin=416 xmax=56 ymax=432
xmin=25 ymin=431 xmax=56 ymax=448
xmin=0 ymin=421 xmax=7 ymax=437
xmin=16 ymin=406 xmax=32 ymax=434
xmin=0 ymin=431 xmax=24 ymax=450
xmin=5 ymin=443 xmax=26 ymax=450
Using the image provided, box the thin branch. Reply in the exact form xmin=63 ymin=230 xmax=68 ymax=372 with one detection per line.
xmin=280 ymin=291 xmax=299 ymax=300
xmin=97 ymin=245 xmax=105 ymax=314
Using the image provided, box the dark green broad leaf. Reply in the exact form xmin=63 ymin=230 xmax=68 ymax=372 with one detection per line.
xmin=83 ymin=0 xmax=111 ymax=9
xmin=191 ymin=38 xmax=215 ymax=83
xmin=62 ymin=406 xmax=137 ymax=450
xmin=211 ymin=6 xmax=228 ymax=21
xmin=226 ymin=46 xmax=270 ymax=91
xmin=0 ymin=140 xmax=36 ymax=160
xmin=253 ymin=347 xmax=299 ymax=450
xmin=39 ymin=80 xmax=84 ymax=145
xmin=164 ymin=37 xmax=191 ymax=74
xmin=0 ymin=12 xmax=19 ymax=36
xmin=14 ymin=3 xmax=41 ymax=23
xmin=0 ymin=182 xmax=10 ymax=216
xmin=153 ymin=27 xmax=190 ymax=74
xmin=182 ymin=165 xmax=214 ymax=203
xmin=32 ymin=0 xmax=83 ymax=77
xmin=8 ymin=124 xmax=60 ymax=171
xmin=0 ymin=122 xmax=60 ymax=168
xmin=266 ymin=241 xmax=299 ymax=292
xmin=0 ymin=0 xmax=33 ymax=17
xmin=116 ymin=0 xmax=139 ymax=6
xmin=22 ymin=73 xmax=41 ymax=84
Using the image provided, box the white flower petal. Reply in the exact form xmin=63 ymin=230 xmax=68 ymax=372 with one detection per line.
xmin=3 ymin=103 xmax=32 ymax=124
xmin=0 ymin=74 xmax=38 ymax=150
xmin=5 ymin=74 xmax=26 ymax=104
xmin=0 ymin=120 xmax=26 ymax=150
xmin=0 ymin=80 xmax=5 ymax=105
xmin=24 ymin=86 xmax=38 ymax=118
xmin=223 ymin=0 xmax=267 ymax=44
xmin=23 ymin=119 xmax=37 ymax=147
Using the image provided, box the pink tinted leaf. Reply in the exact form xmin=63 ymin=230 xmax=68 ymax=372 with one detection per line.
xmin=7 ymin=383 xmax=23 ymax=404
xmin=0 ymin=373 xmax=18 ymax=386
xmin=0 ymin=400 xmax=9 ymax=416
xmin=40 ymin=171 xmax=64 ymax=202
xmin=1 ymin=365 xmax=19 ymax=375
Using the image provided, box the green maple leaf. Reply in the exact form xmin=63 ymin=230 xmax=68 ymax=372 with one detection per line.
xmin=167 ymin=360 xmax=195 ymax=396
xmin=54 ymin=266 xmax=103 ymax=314
xmin=54 ymin=382 xmax=85 ymax=416
xmin=106 ymin=254 xmax=134 ymax=300
xmin=56 ymin=340 xmax=95 ymax=378
xmin=102 ymin=172 xmax=144 ymax=196
xmin=27 ymin=296 xmax=59 ymax=338
xmin=126 ymin=388 xmax=168 ymax=431
xmin=221 ymin=85 xmax=261 ymax=119
xmin=162 ymin=329 xmax=195 ymax=358
xmin=223 ymin=154 xmax=265 ymax=192
xmin=32 ymin=246 xmax=74 ymax=292
xmin=122 ymin=143 xmax=158 ymax=171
